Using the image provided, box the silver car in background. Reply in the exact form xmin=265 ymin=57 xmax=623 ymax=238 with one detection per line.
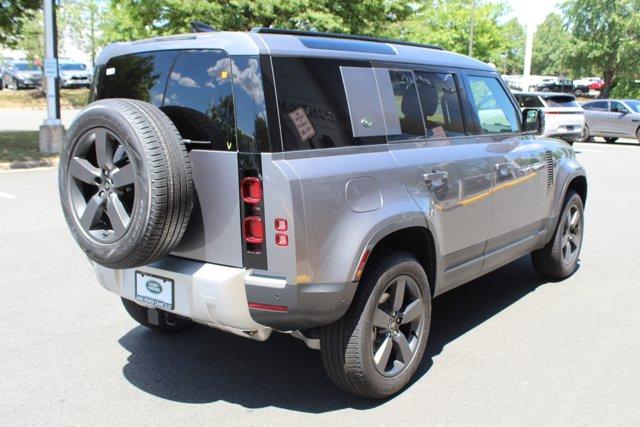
xmin=580 ymin=99 xmax=640 ymax=143
xmin=513 ymin=92 xmax=585 ymax=143
xmin=59 ymin=60 xmax=92 ymax=88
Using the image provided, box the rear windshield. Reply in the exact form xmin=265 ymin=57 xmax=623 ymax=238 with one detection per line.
xmin=545 ymin=96 xmax=579 ymax=108
xmin=95 ymin=50 xmax=236 ymax=151
xmin=514 ymin=94 xmax=544 ymax=108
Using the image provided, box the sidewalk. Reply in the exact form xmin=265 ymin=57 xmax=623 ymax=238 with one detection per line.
xmin=0 ymin=108 xmax=80 ymax=131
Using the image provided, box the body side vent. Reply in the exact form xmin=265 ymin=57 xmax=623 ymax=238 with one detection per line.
xmin=545 ymin=150 xmax=554 ymax=188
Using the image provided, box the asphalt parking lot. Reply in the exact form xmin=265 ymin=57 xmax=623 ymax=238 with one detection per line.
xmin=1 ymin=141 xmax=639 ymax=425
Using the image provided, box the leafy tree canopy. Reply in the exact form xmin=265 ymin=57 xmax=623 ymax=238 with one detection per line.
xmin=0 ymin=0 xmax=41 ymax=47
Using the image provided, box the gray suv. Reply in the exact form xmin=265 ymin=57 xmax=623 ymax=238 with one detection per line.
xmin=58 ymin=29 xmax=587 ymax=399
xmin=580 ymin=99 xmax=640 ymax=143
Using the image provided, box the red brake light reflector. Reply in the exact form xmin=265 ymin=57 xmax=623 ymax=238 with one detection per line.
xmin=243 ymin=216 xmax=264 ymax=244
xmin=275 ymin=218 xmax=288 ymax=231
xmin=275 ymin=233 xmax=289 ymax=247
xmin=248 ymin=302 xmax=288 ymax=313
xmin=241 ymin=177 xmax=262 ymax=204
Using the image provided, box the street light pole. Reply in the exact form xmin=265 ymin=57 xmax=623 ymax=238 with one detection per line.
xmin=468 ymin=0 xmax=475 ymax=57
xmin=39 ymin=0 xmax=64 ymax=154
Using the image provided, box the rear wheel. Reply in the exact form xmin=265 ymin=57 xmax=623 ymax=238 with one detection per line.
xmin=580 ymin=125 xmax=591 ymax=142
xmin=121 ymin=298 xmax=193 ymax=332
xmin=531 ymin=190 xmax=584 ymax=279
xmin=320 ymin=252 xmax=431 ymax=399
xmin=604 ymin=137 xmax=618 ymax=144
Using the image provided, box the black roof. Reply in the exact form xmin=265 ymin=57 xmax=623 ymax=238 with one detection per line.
xmin=250 ymin=27 xmax=444 ymax=51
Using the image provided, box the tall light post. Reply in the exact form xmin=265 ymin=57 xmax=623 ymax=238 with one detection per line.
xmin=39 ymin=0 xmax=64 ymax=155
xmin=468 ymin=0 xmax=476 ymax=56
xmin=522 ymin=21 xmax=535 ymax=92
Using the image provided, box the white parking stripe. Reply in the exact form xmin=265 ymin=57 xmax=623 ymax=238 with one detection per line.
xmin=0 ymin=191 xmax=17 ymax=199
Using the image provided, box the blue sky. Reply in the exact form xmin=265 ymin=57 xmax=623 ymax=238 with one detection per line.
xmin=499 ymin=0 xmax=560 ymax=27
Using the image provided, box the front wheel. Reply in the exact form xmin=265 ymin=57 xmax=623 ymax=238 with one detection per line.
xmin=320 ymin=252 xmax=431 ymax=399
xmin=531 ymin=190 xmax=584 ymax=279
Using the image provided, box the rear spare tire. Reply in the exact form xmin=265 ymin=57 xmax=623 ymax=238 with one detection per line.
xmin=59 ymin=98 xmax=193 ymax=269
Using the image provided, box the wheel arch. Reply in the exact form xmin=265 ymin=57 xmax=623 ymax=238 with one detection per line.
xmin=567 ymin=175 xmax=587 ymax=206
xmin=358 ymin=225 xmax=437 ymax=298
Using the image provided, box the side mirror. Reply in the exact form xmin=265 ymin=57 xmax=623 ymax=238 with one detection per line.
xmin=522 ymin=108 xmax=544 ymax=135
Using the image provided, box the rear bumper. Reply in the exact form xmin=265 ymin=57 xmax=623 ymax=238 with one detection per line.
xmin=92 ymin=256 xmax=355 ymax=338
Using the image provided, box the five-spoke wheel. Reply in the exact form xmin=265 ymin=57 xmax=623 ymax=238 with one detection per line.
xmin=371 ymin=275 xmax=426 ymax=376
xmin=68 ymin=128 xmax=136 ymax=243
xmin=320 ymin=252 xmax=431 ymax=399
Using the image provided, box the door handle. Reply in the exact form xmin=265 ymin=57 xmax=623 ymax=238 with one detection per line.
xmin=423 ymin=171 xmax=448 ymax=195
xmin=423 ymin=171 xmax=448 ymax=184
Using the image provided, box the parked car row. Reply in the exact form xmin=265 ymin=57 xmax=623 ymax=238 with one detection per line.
xmin=0 ymin=59 xmax=92 ymax=90
xmin=504 ymin=75 xmax=604 ymax=98
xmin=512 ymin=91 xmax=640 ymax=144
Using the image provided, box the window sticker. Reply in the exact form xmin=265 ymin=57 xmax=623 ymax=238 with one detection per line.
xmin=105 ymin=67 xmax=115 ymax=76
xmin=288 ymin=107 xmax=316 ymax=142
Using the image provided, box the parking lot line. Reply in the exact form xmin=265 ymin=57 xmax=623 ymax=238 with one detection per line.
xmin=0 ymin=191 xmax=17 ymax=199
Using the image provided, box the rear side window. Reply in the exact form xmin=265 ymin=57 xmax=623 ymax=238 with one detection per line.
xmin=467 ymin=76 xmax=519 ymax=134
xmin=545 ymin=96 xmax=579 ymax=108
xmin=415 ymin=72 xmax=465 ymax=138
xmin=514 ymin=94 xmax=544 ymax=108
xmin=272 ymin=57 xmax=385 ymax=151
xmin=162 ymin=50 xmax=235 ymax=151
xmin=97 ymin=51 xmax=176 ymax=105
xmin=584 ymin=101 xmax=607 ymax=111
xmin=385 ymin=70 xmax=426 ymax=141
xmin=96 ymin=50 xmax=236 ymax=151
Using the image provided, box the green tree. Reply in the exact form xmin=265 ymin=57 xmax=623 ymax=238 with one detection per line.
xmin=8 ymin=7 xmax=65 ymax=62
xmin=62 ymin=0 xmax=107 ymax=67
xmin=562 ymin=0 xmax=640 ymax=97
xmin=531 ymin=13 xmax=574 ymax=77
xmin=0 ymin=0 xmax=40 ymax=47
xmin=103 ymin=0 xmax=415 ymax=42
xmin=386 ymin=0 xmax=525 ymax=74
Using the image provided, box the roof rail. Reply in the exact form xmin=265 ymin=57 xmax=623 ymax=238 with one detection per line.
xmin=250 ymin=27 xmax=444 ymax=51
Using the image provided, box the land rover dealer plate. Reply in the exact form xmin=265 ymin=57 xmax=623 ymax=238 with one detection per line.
xmin=135 ymin=272 xmax=174 ymax=310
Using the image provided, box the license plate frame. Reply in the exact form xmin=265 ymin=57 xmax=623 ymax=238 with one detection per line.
xmin=135 ymin=271 xmax=174 ymax=310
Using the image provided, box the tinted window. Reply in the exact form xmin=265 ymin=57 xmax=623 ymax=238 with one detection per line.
xmin=162 ymin=50 xmax=235 ymax=150
xmin=583 ymin=101 xmax=607 ymax=111
xmin=609 ymin=101 xmax=629 ymax=113
xmin=545 ymin=96 xmax=579 ymax=108
xmin=97 ymin=51 xmax=176 ymax=105
xmin=96 ymin=50 xmax=237 ymax=151
xmin=467 ymin=76 xmax=519 ymax=134
xmin=273 ymin=57 xmax=385 ymax=151
xmin=514 ymin=94 xmax=544 ymax=108
xmin=415 ymin=71 xmax=465 ymax=138
xmin=386 ymin=70 xmax=426 ymax=141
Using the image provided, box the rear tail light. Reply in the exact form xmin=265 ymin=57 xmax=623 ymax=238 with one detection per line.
xmin=241 ymin=177 xmax=262 ymax=204
xmin=248 ymin=302 xmax=288 ymax=313
xmin=243 ymin=216 xmax=264 ymax=244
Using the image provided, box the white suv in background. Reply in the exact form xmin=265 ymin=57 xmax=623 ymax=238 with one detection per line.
xmin=513 ymin=92 xmax=585 ymax=143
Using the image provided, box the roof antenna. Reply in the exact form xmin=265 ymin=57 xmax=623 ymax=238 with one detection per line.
xmin=191 ymin=21 xmax=216 ymax=33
